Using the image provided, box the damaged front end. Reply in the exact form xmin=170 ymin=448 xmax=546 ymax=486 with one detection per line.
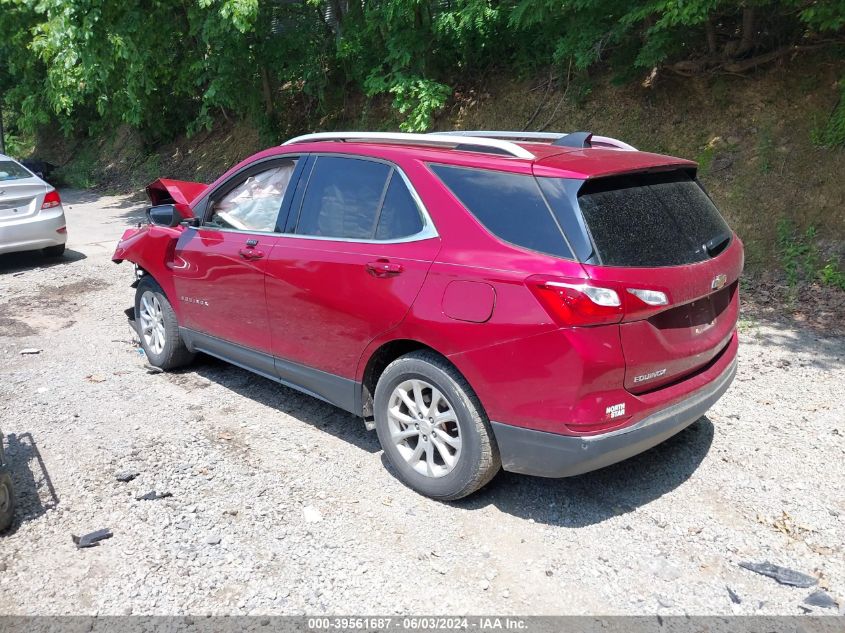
xmin=112 ymin=177 xmax=206 ymax=300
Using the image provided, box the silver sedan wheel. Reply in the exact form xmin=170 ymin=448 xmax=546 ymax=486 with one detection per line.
xmin=387 ymin=379 xmax=462 ymax=478
xmin=139 ymin=290 xmax=166 ymax=355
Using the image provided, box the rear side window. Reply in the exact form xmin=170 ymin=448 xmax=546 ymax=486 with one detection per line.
xmin=296 ymin=156 xmax=391 ymax=239
xmin=0 ymin=160 xmax=32 ymax=181
xmin=431 ymin=165 xmax=573 ymax=259
xmin=375 ymin=173 xmax=424 ymax=240
xmin=577 ymin=171 xmax=731 ymax=267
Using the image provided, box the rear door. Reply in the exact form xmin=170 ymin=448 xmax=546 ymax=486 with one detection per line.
xmin=539 ymin=169 xmax=743 ymax=392
xmin=264 ymin=155 xmax=441 ymax=381
xmin=172 ymin=157 xmax=302 ymax=354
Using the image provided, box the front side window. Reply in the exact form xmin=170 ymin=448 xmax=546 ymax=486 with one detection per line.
xmin=208 ymin=159 xmax=298 ymax=232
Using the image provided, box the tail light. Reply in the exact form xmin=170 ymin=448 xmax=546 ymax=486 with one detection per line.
xmin=527 ymin=275 xmax=673 ymax=326
xmin=527 ymin=275 xmax=623 ymax=326
xmin=41 ymin=190 xmax=61 ymax=209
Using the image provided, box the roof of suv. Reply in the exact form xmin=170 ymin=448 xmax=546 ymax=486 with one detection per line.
xmin=279 ymin=131 xmax=696 ymax=180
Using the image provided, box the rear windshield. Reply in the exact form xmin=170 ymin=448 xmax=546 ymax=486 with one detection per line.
xmin=577 ymin=171 xmax=731 ymax=267
xmin=0 ymin=160 xmax=32 ymax=182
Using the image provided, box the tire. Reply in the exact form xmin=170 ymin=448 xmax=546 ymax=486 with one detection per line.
xmin=42 ymin=244 xmax=65 ymax=257
xmin=0 ymin=470 xmax=14 ymax=533
xmin=373 ymin=350 xmax=500 ymax=500
xmin=134 ymin=276 xmax=194 ymax=370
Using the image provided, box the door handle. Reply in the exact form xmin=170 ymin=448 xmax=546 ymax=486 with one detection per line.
xmin=366 ymin=260 xmax=403 ymax=277
xmin=239 ymin=248 xmax=265 ymax=260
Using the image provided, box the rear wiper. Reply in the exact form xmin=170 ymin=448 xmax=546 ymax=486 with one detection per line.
xmin=704 ymin=233 xmax=731 ymax=258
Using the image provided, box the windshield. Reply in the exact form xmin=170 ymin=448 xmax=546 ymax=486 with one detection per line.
xmin=0 ymin=160 xmax=34 ymax=182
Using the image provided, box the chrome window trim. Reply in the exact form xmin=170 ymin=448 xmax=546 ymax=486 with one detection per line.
xmin=192 ymin=152 xmax=439 ymax=244
xmin=287 ymin=153 xmax=439 ymax=244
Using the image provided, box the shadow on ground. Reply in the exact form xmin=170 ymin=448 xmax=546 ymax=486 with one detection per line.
xmin=2 ymin=432 xmax=59 ymax=536
xmin=454 ymin=418 xmax=715 ymax=527
xmin=187 ymin=355 xmax=381 ymax=455
xmin=182 ymin=346 xmax=713 ymax=527
xmin=0 ymin=249 xmax=87 ymax=275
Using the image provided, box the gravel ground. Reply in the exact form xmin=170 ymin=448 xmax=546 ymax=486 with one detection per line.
xmin=0 ymin=189 xmax=843 ymax=616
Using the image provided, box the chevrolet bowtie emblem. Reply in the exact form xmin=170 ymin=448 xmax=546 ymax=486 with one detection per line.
xmin=711 ymin=273 xmax=727 ymax=290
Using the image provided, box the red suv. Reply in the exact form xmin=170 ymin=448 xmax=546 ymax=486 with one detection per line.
xmin=113 ymin=131 xmax=742 ymax=500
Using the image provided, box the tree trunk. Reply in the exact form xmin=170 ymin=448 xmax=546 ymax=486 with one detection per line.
xmin=260 ymin=67 xmax=274 ymax=117
xmin=738 ymin=6 xmax=756 ymax=56
xmin=705 ymin=18 xmax=718 ymax=55
xmin=0 ymin=104 xmax=5 ymax=155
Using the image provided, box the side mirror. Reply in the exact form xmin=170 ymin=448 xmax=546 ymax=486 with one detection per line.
xmin=147 ymin=203 xmax=194 ymax=228
xmin=147 ymin=204 xmax=181 ymax=227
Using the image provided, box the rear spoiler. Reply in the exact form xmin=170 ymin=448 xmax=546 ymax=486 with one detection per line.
xmin=146 ymin=178 xmax=207 ymax=208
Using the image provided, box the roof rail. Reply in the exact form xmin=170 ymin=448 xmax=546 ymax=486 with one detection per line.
xmin=282 ymin=131 xmax=536 ymax=159
xmin=432 ymin=130 xmax=637 ymax=151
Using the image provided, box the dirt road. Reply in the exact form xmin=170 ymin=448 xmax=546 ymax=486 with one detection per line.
xmin=0 ymin=190 xmax=843 ymax=615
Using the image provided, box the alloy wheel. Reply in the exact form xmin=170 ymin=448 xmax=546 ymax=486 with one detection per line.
xmin=139 ymin=290 xmax=166 ymax=355
xmin=387 ymin=379 xmax=462 ymax=478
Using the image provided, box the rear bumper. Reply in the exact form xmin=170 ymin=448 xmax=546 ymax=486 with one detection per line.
xmin=0 ymin=207 xmax=67 ymax=255
xmin=491 ymin=354 xmax=737 ymax=478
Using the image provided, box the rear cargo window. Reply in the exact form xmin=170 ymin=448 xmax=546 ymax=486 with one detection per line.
xmin=431 ymin=165 xmax=573 ymax=259
xmin=577 ymin=171 xmax=731 ymax=267
xmin=0 ymin=160 xmax=32 ymax=181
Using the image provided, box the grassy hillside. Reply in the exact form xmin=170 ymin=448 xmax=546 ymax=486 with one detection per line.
xmin=42 ymin=53 xmax=845 ymax=283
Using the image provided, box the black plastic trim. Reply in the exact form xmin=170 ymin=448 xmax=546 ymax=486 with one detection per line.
xmin=491 ymin=357 xmax=736 ymax=478
xmin=552 ymin=131 xmax=593 ymax=148
xmin=179 ymin=328 xmax=359 ymax=415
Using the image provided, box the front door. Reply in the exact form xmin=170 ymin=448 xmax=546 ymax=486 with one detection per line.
xmin=173 ymin=157 xmax=301 ymax=354
xmin=264 ymin=155 xmax=441 ymax=380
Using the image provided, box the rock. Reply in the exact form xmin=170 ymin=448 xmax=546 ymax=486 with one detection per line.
xmin=206 ymin=534 xmax=222 ymax=546
xmin=804 ymin=591 xmax=838 ymax=610
xmin=738 ymin=561 xmax=817 ymax=588
xmin=136 ymin=490 xmax=172 ymax=501
xmin=115 ymin=470 xmax=140 ymax=483
xmin=480 ymin=579 xmax=490 ymax=591
xmin=727 ymin=586 xmax=742 ymax=604
xmin=72 ymin=528 xmax=113 ymax=549
xmin=20 ymin=348 xmax=42 ymax=355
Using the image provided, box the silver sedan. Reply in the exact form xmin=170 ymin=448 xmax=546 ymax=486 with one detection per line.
xmin=0 ymin=153 xmax=67 ymax=257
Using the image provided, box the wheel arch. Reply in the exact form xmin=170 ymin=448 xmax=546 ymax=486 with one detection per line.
xmin=359 ymin=339 xmax=475 ymax=422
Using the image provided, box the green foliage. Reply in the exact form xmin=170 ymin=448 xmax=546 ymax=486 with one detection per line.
xmin=0 ymin=0 xmax=843 ymax=143
xmin=811 ymin=81 xmax=845 ymax=148
xmin=818 ymin=260 xmax=845 ymax=290
xmin=53 ymin=145 xmax=97 ymax=189
xmin=757 ymin=126 xmax=775 ymax=173
xmin=777 ymin=220 xmax=845 ymax=291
